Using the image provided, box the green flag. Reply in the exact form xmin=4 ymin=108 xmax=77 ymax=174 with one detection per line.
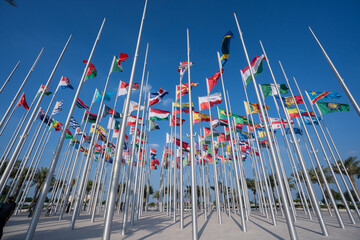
xmin=316 ymin=102 xmax=350 ymax=114
xmin=260 ymin=83 xmax=289 ymax=97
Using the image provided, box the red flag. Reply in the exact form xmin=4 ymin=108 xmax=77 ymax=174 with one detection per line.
xmin=206 ymin=69 xmax=223 ymax=93
xmin=17 ymin=93 xmax=29 ymax=110
xmin=170 ymin=115 xmax=185 ymax=127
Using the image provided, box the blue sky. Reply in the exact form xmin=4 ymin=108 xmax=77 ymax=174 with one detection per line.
xmin=0 ymin=0 xmax=359 ymax=201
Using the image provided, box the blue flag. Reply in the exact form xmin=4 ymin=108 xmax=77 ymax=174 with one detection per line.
xmin=93 ymin=89 xmax=115 ymax=103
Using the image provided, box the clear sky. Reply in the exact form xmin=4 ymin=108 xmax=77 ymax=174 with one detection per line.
xmin=0 ymin=0 xmax=359 ymax=202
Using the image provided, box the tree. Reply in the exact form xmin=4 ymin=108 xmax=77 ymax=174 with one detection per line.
xmin=246 ymin=178 xmax=257 ymax=209
xmin=333 ymin=156 xmax=360 ymax=197
xmin=30 ymin=167 xmax=53 ymax=206
xmin=153 ymin=190 xmax=160 ymax=208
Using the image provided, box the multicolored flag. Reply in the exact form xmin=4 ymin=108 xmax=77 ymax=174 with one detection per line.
xmin=52 ymin=100 xmax=63 ymax=115
xmin=241 ymin=55 xmax=266 ymax=85
xmin=102 ymin=105 xmax=121 ymax=118
xmin=207 ymin=69 xmax=223 ymax=93
xmin=16 ymin=92 xmax=29 ymax=110
xmin=112 ymin=53 xmax=129 ymax=72
xmin=287 ymin=107 xmax=300 ymax=118
xmin=127 ymin=115 xmax=143 ymax=126
xmin=199 ymin=92 xmax=222 ymax=111
xmin=76 ymin=98 xmax=89 ymax=109
xmin=36 ymin=108 xmax=52 ymax=125
xmin=107 ymin=117 xmax=121 ymax=130
xmin=36 ymin=85 xmax=52 ymax=98
xmin=83 ymin=60 xmax=97 ymax=81
xmin=129 ymin=100 xmax=145 ymax=113
xmin=84 ymin=111 xmax=98 ymax=123
xmin=220 ymin=31 xmax=234 ymax=66
xmin=148 ymin=87 xmax=169 ymax=107
xmin=170 ymin=115 xmax=185 ymax=127
xmin=260 ymin=83 xmax=288 ymax=97
xmin=65 ymin=130 xmax=74 ymax=139
xmin=316 ymin=102 xmax=350 ymax=115
xmin=211 ymin=119 xmax=228 ymax=129
xmin=306 ymin=91 xmax=341 ymax=104
xmin=93 ymin=89 xmax=115 ymax=103
xmin=172 ymin=102 xmax=193 ymax=114
xmin=178 ymin=61 xmax=193 ymax=80
xmin=275 ymin=96 xmax=304 ymax=107
xmin=150 ymin=148 xmax=157 ymax=155
xmin=50 ymin=119 xmax=62 ymax=131
xmin=117 ymin=81 xmax=139 ymax=96
xmin=176 ymin=82 xmax=199 ymax=99
xmin=59 ymin=76 xmax=74 ymax=89
xmin=269 ymin=118 xmax=294 ymax=129
xmin=150 ymin=120 xmax=160 ymax=131
xmin=244 ymin=101 xmax=269 ymax=115
xmin=149 ymin=108 xmax=170 ymax=121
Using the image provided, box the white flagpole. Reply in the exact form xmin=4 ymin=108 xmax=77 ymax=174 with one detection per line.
xmin=309 ymin=27 xmax=360 ymax=117
xmin=186 ymin=28 xmax=198 ymax=240
xmin=0 ymin=49 xmax=43 ymax=131
xmin=179 ymin=78 xmax=184 ymax=228
xmin=25 ymin=18 xmax=105 ymax=239
xmin=0 ymin=60 xmax=20 ymax=94
xmin=103 ymin=1 xmax=147 ymax=237
xmin=234 ymin=13 xmax=297 ymax=237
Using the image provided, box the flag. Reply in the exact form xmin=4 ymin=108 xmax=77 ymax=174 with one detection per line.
xmin=149 ymin=108 xmax=170 ymax=121
xmin=112 ymin=53 xmax=129 ymax=72
xmin=211 ymin=119 xmax=228 ymax=129
xmin=217 ymin=107 xmax=229 ymax=119
xmin=59 ymin=76 xmax=74 ymax=89
xmin=199 ymin=92 xmax=222 ymax=111
xmin=75 ymin=127 xmax=84 ymax=136
xmin=36 ymin=108 xmax=52 ymax=126
xmin=316 ymin=102 xmax=350 ymax=114
xmin=241 ymin=55 xmax=266 ymax=85
xmin=83 ymin=60 xmax=97 ymax=81
xmin=176 ymin=82 xmax=199 ymax=99
xmin=65 ymin=130 xmax=74 ymax=139
xmin=233 ymin=115 xmax=253 ymax=125
xmin=69 ymin=117 xmax=80 ymax=129
xmin=220 ymin=30 xmax=234 ymax=66
xmin=285 ymin=128 xmax=302 ymax=135
xmin=203 ymin=127 xmax=219 ymax=138
xmin=117 ymin=81 xmax=140 ymax=96
xmin=102 ymin=105 xmax=121 ymax=118
xmin=36 ymin=85 xmax=52 ymax=98
xmin=16 ymin=92 xmax=29 ymax=110
xmin=260 ymin=83 xmax=288 ymax=97
xmin=127 ymin=115 xmax=143 ymax=126
xmin=244 ymin=101 xmax=269 ymax=115
xmin=302 ymin=115 xmax=320 ymax=125
xmin=287 ymin=108 xmax=300 ymax=118
xmin=50 ymin=119 xmax=62 ymax=131
xmin=129 ymin=100 xmax=145 ymax=113
xmin=275 ymin=96 xmax=304 ymax=107
xmin=269 ymin=118 xmax=294 ymax=129
xmin=193 ymin=111 xmax=211 ymax=123
xmin=107 ymin=117 xmax=121 ymax=130
xmin=150 ymin=148 xmax=157 ymax=155
xmin=84 ymin=111 xmax=98 ymax=123
xmin=52 ymin=101 xmax=63 ymax=115
xmin=178 ymin=61 xmax=193 ymax=80
xmin=93 ymin=89 xmax=115 ymax=103
xmin=170 ymin=115 xmax=185 ymax=127
xmin=76 ymin=98 xmax=90 ymax=109
xmin=172 ymin=102 xmax=193 ymax=114
xmin=207 ymin=69 xmax=223 ymax=93
xmin=148 ymin=87 xmax=169 ymax=106
xmin=306 ymin=91 xmax=342 ymax=104
xmin=150 ymin=120 xmax=160 ymax=131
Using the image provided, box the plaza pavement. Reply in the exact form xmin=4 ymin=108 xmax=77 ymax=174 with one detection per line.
xmin=2 ymin=208 xmax=360 ymax=239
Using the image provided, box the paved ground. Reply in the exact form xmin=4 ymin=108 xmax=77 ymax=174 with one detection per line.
xmin=2 ymin=208 xmax=360 ymax=239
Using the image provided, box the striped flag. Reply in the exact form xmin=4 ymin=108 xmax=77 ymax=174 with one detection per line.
xmin=76 ymin=98 xmax=89 ymax=109
xmin=52 ymin=100 xmax=63 ymax=115
xmin=69 ymin=117 xmax=81 ymax=129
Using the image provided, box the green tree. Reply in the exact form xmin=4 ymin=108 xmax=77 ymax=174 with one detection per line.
xmin=246 ymin=178 xmax=257 ymax=208
xmin=30 ymin=167 xmax=54 ymax=206
xmin=333 ymin=156 xmax=360 ymax=197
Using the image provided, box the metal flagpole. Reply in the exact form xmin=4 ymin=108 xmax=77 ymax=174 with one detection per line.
xmin=204 ymin=79 xmax=222 ymax=224
xmin=25 ymin=19 xmax=105 ymax=240
xmin=103 ymin=1 xmax=147 ymax=238
xmin=186 ymin=28 xmax=198 ymax=240
xmin=234 ymin=16 xmax=298 ymax=237
xmin=179 ymin=77 xmax=184 ymax=228
xmin=0 ymin=49 xmax=43 ymax=131
xmin=70 ymin=55 xmax=114 ymax=229
xmin=277 ymin=60 xmax=340 ymax=232
xmin=216 ymin=50 xmax=246 ymax=231
xmin=0 ymin=60 xmax=20 ymax=94
xmin=309 ymin=27 xmax=360 ymax=117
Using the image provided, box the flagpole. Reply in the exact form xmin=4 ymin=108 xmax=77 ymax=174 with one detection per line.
xmin=204 ymin=83 xmax=222 ymax=224
xmin=277 ymin=60 xmax=341 ymax=231
xmin=186 ymin=28 xmax=198 ymax=240
xmin=0 ymin=49 xmax=43 ymax=131
xmin=0 ymin=60 xmax=20 ymax=94
xmin=179 ymin=76 xmax=184 ymax=228
xmin=25 ymin=19 xmax=105 ymax=240
xmin=234 ymin=13 xmax=298 ymax=237
xmin=308 ymin=27 xmax=360 ymax=117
